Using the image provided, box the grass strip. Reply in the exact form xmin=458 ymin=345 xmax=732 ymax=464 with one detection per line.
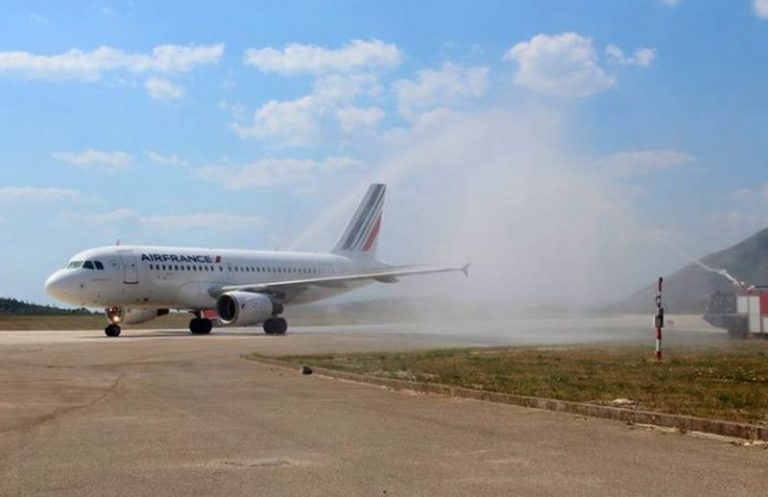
xmin=275 ymin=342 xmax=768 ymax=425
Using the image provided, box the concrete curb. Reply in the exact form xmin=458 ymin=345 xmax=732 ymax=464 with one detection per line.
xmin=249 ymin=355 xmax=768 ymax=442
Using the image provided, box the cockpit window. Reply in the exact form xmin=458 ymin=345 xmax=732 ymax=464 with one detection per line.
xmin=83 ymin=261 xmax=95 ymax=270
xmin=94 ymin=261 xmax=104 ymax=270
xmin=65 ymin=260 xmax=83 ymax=269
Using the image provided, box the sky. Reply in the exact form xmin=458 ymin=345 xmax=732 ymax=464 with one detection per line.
xmin=2 ymin=0 xmax=768 ymax=307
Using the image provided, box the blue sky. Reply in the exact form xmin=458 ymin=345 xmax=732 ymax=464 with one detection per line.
xmin=2 ymin=0 xmax=768 ymax=305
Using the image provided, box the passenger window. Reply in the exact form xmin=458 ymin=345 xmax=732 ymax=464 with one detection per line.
xmin=149 ymin=264 xmax=154 ymax=270
xmin=83 ymin=261 xmax=94 ymax=270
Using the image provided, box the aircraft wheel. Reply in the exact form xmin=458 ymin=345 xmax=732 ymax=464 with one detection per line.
xmin=105 ymin=324 xmax=121 ymax=337
xmin=263 ymin=318 xmax=275 ymax=335
xmin=264 ymin=317 xmax=287 ymax=335
xmin=190 ymin=318 xmax=212 ymax=335
xmin=274 ymin=317 xmax=287 ymax=335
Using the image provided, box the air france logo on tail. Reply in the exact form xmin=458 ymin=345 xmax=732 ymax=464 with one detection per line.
xmin=334 ymin=183 xmax=385 ymax=253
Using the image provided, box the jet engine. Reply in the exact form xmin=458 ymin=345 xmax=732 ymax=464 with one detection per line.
xmin=216 ymin=292 xmax=273 ymax=326
xmin=105 ymin=307 xmax=169 ymax=325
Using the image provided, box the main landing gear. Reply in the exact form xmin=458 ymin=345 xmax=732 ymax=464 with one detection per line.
xmin=104 ymin=324 xmax=121 ymax=337
xmin=263 ymin=317 xmax=287 ymax=335
xmin=189 ymin=317 xmax=213 ymax=335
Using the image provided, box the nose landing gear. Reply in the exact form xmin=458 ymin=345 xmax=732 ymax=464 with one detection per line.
xmin=104 ymin=324 xmax=121 ymax=337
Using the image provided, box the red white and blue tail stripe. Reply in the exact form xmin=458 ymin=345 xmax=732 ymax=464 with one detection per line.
xmin=332 ymin=183 xmax=385 ymax=258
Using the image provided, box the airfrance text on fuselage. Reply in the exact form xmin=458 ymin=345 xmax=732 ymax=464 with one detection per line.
xmin=141 ymin=254 xmax=220 ymax=263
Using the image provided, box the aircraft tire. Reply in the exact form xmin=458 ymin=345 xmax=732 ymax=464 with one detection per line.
xmin=274 ymin=317 xmax=287 ymax=335
xmin=190 ymin=318 xmax=212 ymax=335
xmin=263 ymin=318 xmax=276 ymax=335
xmin=105 ymin=324 xmax=121 ymax=337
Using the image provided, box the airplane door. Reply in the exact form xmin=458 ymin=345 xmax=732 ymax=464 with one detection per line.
xmin=118 ymin=251 xmax=139 ymax=284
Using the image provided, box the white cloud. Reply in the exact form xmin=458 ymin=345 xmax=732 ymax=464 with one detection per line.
xmin=234 ymin=73 xmax=383 ymax=145
xmin=709 ymin=182 xmax=768 ymax=240
xmin=605 ymin=46 xmax=656 ymax=66
xmin=337 ymin=106 xmax=385 ymax=132
xmin=144 ymin=150 xmax=188 ymax=166
xmin=0 ymin=43 xmax=224 ymax=80
xmin=219 ymin=99 xmax=248 ymax=121
xmin=726 ymin=183 xmax=768 ymax=206
xmin=196 ymin=156 xmax=361 ymax=189
xmin=66 ymin=208 xmax=138 ymax=224
xmin=234 ymin=96 xmax=320 ymax=146
xmin=66 ymin=209 xmax=265 ymax=233
xmin=599 ymin=150 xmax=694 ymax=176
xmin=144 ymin=77 xmax=184 ymax=100
xmin=0 ymin=186 xmax=82 ymax=203
xmin=754 ymin=0 xmax=768 ymax=18
xmin=312 ymin=72 xmax=382 ymax=100
xmin=503 ymin=32 xmax=616 ymax=98
xmin=139 ymin=213 xmax=266 ymax=232
xmin=52 ymin=149 xmax=133 ymax=174
xmin=29 ymin=13 xmax=50 ymax=25
xmin=243 ymin=39 xmax=401 ymax=75
xmin=392 ymin=62 xmax=489 ymax=118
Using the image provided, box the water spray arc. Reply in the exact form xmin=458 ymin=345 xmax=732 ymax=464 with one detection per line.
xmin=656 ymin=237 xmax=746 ymax=289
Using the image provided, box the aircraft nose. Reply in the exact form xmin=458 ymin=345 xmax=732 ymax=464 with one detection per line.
xmin=45 ymin=271 xmax=70 ymax=301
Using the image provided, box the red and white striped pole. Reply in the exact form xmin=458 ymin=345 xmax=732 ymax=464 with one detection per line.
xmin=654 ymin=277 xmax=664 ymax=361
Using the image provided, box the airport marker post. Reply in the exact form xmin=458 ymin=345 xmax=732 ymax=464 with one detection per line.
xmin=654 ymin=277 xmax=664 ymax=361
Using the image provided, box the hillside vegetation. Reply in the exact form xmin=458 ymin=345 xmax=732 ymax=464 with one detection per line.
xmin=0 ymin=297 xmax=92 ymax=316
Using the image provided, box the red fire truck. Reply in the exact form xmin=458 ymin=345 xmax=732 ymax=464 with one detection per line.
xmin=704 ymin=287 xmax=768 ymax=338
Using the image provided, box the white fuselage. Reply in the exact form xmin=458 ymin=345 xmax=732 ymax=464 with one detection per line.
xmin=44 ymin=245 xmax=372 ymax=310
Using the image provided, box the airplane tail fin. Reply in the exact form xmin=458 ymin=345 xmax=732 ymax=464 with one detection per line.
xmin=331 ymin=183 xmax=386 ymax=260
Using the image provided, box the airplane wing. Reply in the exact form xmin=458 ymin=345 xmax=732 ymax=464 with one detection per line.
xmin=208 ymin=263 xmax=470 ymax=302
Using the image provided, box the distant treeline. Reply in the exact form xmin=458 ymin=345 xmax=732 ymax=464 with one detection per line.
xmin=0 ymin=297 xmax=93 ymax=316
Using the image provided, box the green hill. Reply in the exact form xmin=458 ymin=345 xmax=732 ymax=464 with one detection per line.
xmin=0 ymin=297 xmax=92 ymax=316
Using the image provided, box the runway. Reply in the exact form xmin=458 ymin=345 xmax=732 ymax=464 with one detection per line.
xmin=1 ymin=320 xmax=765 ymax=496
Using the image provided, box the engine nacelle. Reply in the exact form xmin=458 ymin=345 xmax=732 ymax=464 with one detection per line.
xmin=105 ymin=307 xmax=169 ymax=325
xmin=216 ymin=292 xmax=273 ymax=326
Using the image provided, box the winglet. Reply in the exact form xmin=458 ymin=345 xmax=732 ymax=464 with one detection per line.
xmin=461 ymin=262 xmax=471 ymax=278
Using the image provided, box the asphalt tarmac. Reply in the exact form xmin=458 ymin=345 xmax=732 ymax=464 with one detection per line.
xmin=1 ymin=319 xmax=766 ymax=496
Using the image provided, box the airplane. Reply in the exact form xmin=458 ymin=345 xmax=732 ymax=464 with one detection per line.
xmin=45 ymin=183 xmax=469 ymax=337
